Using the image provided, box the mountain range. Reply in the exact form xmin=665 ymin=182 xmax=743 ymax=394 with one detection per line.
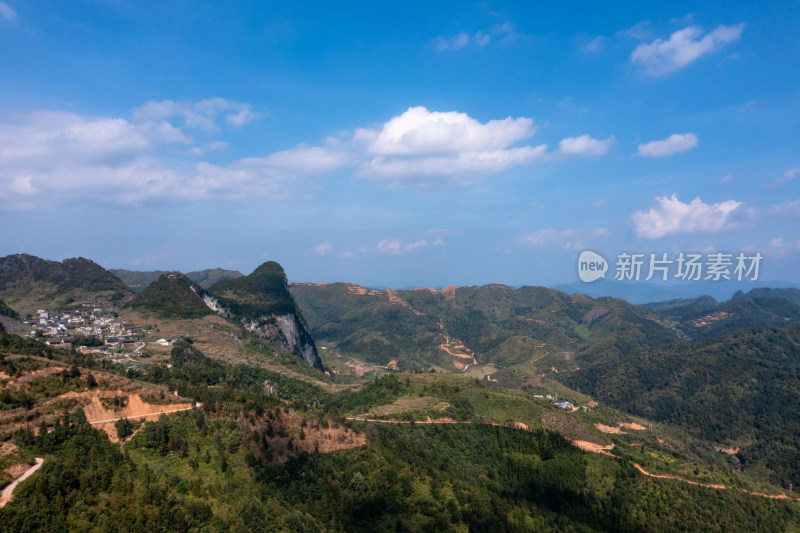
xmin=2 ymin=254 xmax=800 ymax=528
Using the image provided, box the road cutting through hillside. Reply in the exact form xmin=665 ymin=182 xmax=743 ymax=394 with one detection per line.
xmin=348 ymin=417 xmax=800 ymax=503
xmin=0 ymin=457 xmax=44 ymax=508
xmin=88 ymin=402 xmax=202 ymax=425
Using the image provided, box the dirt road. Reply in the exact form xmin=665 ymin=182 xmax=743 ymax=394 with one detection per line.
xmin=88 ymin=402 xmax=202 ymax=425
xmin=349 ymin=417 xmax=800 ymax=504
xmin=0 ymin=457 xmax=44 ymax=508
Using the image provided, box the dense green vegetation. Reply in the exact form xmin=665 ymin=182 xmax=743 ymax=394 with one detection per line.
xmin=1 ymin=334 xmax=799 ymax=530
xmin=646 ymin=294 xmax=800 ymax=340
xmin=290 ymin=283 xmax=679 ymax=369
xmin=209 ymin=262 xmax=322 ymax=370
xmin=109 ymin=269 xmax=167 ymax=291
xmin=211 ymin=262 xmax=298 ymax=318
xmin=111 ymin=268 xmax=244 ymax=292
xmin=0 ymin=297 xmax=19 ymax=319
xmin=0 ymin=254 xmax=131 ymax=295
xmin=567 ymin=326 xmax=800 ymax=486
xmin=3 ymin=405 xmax=798 ymax=532
xmin=732 ymin=287 xmax=800 ymax=306
xmin=186 ymin=268 xmax=243 ymax=289
xmin=144 ymin=342 xmax=329 ymax=413
xmin=126 ymin=273 xmax=214 ymax=319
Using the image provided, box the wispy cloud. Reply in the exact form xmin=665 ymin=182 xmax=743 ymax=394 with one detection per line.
xmin=765 ymin=168 xmax=798 ymax=187
xmin=769 ymin=237 xmax=800 ymax=258
xmin=769 ymin=199 xmax=800 ymax=217
xmin=519 ymin=228 xmax=575 ymax=246
xmin=133 ymin=98 xmax=262 ymax=131
xmin=0 ymin=2 xmax=16 ymax=21
xmin=434 ymin=21 xmax=519 ymax=51
xmin=630 ymin=194 xmax=741 ymax=238
xmin=631 ymin=24 xmax=744 ymax=76
xmin=556 ymin=134 xmax=615 ymax=156
xmin=581 ymin=36 xmax=607 ymax=54
xmin=377 ymin=238 xmax=441 ymax=255
xmin=638 ymin=133 xmax=698 ymax=157
xmin=312 ymin=242 xmax=332 ymax=256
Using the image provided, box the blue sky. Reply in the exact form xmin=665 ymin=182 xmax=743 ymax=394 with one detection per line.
xmin=0 ymin=1 xmax=798 ymax=289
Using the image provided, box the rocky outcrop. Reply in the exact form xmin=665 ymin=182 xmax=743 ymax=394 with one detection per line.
xmin=242 ymin=313 xmax=319 ymax=368
xmin=208 ymin=261 xmax=324 ymax=370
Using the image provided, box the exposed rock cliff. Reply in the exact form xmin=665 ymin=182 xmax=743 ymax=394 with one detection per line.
xmin=209 ymin=262 xmax=323 ymax=370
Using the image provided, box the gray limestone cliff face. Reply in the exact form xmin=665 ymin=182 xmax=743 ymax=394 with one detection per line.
xmin=242 ymin=313 xmax=320 ymax=368
xmin=204 ymin=261 xmax=325 ymax=371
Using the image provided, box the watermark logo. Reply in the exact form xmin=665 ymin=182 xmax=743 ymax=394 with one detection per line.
xmin=578 ymin=250 xmax=608 ymax=282
xmin=578 ymin=251 xmax=764 ymax=283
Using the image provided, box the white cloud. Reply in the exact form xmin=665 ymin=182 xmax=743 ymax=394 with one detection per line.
xmin=434 ymin=22 xmax=518 ymax=51
xmin=312 ymin=243 xmax=332 ymax=256
xmin=556 ymin=134 xmax=615 ymax=156
xmin=617 ymin=21 xmax=651 ymax=40
xmin=226 ymin=107 xmax=261 ymax=127
xmin=0 ymin=2 xmax=16 ymax=21
xmin=377 ymin=239 xmax=431 ymax=255
xmin=0 ymin=102 xmax=568 ymax=209
xmin=638 ymin=133 xmax=698 ymax=157
xmin=0 ymin=106 xmax=290 ymax=210
xmin=718 ymin=174 xmax=732 ymax=184
xmin=338 ymin=246 xmax=367 ymax=259
xmin=631 ymin=24 xmax=744 ymax=76
xmin=582 ymin=36 xmax=607 ymax=54
xmin=630 ymin=194 xmax=742 ymax=238
xmin=243 ymin=142 xmax=353 ymax=174
xmin=360 ymin=106 xmax=545 ymax=180
xmin=368 ymin=107 xmax=534 ymax=155
xmin=769 ymin=237 xmax=800 ymax=258
xmin=192 ymin=141 xmax=229 ymax=156
xmin=769 ymin=199 xmax=800 ymax=216
xmin=767 ymin=168 xmax=798 ymax=187
xmin=435 ymin=32 xmax=472 ymax=51
xmin=133 ymin=98 xmax=261 ymax=131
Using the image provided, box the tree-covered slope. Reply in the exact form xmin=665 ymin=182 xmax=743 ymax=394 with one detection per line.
xmin=111 ymin=268 xmax=243 ymax=292
xmin=0 ymin=254 xmax=132 ymax=314
xmin=1 ymin=338 xmax=798 ymax=532
xmin=566 ymin=326 xmax=800 ymax=486
xmin=210 ymin=262 xmax=323 ymax=370
xmin=185 ymin=268 xmax=243 ymax=289
xmin=290 ymin=283 xmax=679 ymax=369
xmin=125 ymin=272 xmax=214 ymax=319
xmin=646 ymin=294 xmax=800 ymax=340
xmin=0 ymin=255 xmax=129 ymax=294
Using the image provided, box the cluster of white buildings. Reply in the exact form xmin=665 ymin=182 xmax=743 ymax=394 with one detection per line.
xmin=25 ymin=304 xmax=143 ymax=349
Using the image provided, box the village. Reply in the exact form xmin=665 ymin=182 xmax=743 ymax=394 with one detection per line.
xmin=21 ymin=301 xmax=177 ymax=369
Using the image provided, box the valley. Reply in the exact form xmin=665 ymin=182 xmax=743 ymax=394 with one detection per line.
xmin=0 ymin=254 xmax=799 ymax=531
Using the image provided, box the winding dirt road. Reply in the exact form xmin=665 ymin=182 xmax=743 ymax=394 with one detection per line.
xmin=349 ymin=417 xmax=800 ymax=503
xmin=0 ymin=457 xmax=44 ymax=508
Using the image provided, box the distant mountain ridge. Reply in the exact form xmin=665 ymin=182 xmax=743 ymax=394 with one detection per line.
xmin=555 ymin=279 xmax=800 ymax=304
xmin=732 ymin=287 xmax=800 ymax=306
xmin=126 ymin=272 xmax=214 ymax=319
xmin=0 ymin=254 xmax=132 ymax=315
xmin=110 ymin=267 xmax=243 ymax=291
xmin=644 ymin=293 xmax=800 ymax=340
xmin=289 ymin=281 xmax=679 ymax=370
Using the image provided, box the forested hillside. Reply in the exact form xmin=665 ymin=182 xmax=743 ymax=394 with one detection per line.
xmin=566 ymin=326 xmax=800 ymax=486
